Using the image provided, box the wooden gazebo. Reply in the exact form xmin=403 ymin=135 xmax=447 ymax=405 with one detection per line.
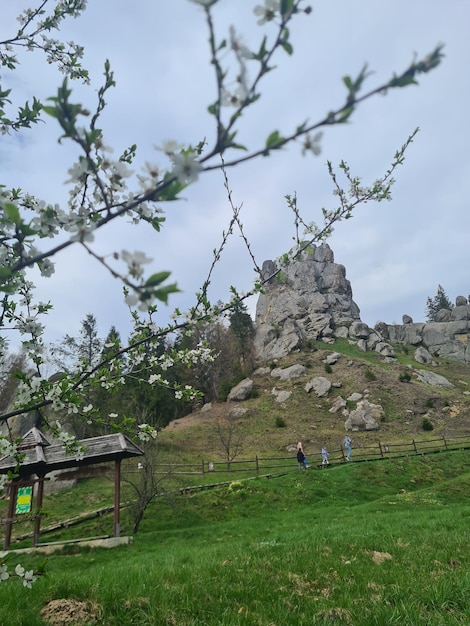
xmin=0 ymin=427 xmax=143 ymax=550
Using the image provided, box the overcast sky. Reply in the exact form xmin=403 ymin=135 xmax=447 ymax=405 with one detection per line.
xmin=2 ymin=0 xmax=469 ymax=349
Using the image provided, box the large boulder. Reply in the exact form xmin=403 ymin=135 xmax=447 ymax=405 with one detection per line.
xmin=227 ymin=378 xmax=253 ymax=401
xmin=345 ymin=400 xmax=383 ymax=431
xmin=305 ymin=376 xmax=331 ymax=397
xmin=271 ymin=364 xmax=306 ymax=381
xmin=415 ymin=370 xmax=453 ymax=388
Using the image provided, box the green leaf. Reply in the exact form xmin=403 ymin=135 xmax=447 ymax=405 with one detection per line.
xmin=158 ymin=175 xmax=186 ymax=201
xmin=4 ymin=202 xmax=21 ymax=224
xmin=153 ymin=283 xmax=180 ymax=304
xmin=151 ymin=216 xmax=166 ymax=232
xmin=230 ymin=143 xmax=248 ymax=151
xmin=342 ymin=75 xmax=354 ymax=91
xmin=42 ymin=105 xmax=58 ymax=119
xmin=336 ymin=106 xmax=354 ymax=124
xmin=145 ymin=271 xmax=172 ymax=288
xmin=265 ymin=130 xmax=285 ymax=149
xmin=281 ymin=0 xmax=295 ymax=16
xmin=389 ymin=74 xmax=418 ymax=88
xmin=257 ymin=35 xmax=268 ymax=60
xmin=281 ymin=41 xmax=294 ymax=55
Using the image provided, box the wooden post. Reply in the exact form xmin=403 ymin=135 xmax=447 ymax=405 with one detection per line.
xmin=3 ymin=483 xmax=17 ymax=551
xmin=255 ymin=455 xmax=259 ymax=474
xmin=113 ymin=459 xmax=121 ymax=538
xmin=33 ymin=476 xmax=45 ymax=547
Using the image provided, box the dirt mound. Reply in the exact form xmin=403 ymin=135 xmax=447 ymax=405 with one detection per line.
xmin=40 ymin=599 xmax=101 ymax=625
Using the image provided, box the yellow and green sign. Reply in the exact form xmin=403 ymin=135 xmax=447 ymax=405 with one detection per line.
xmin=15 ymin=486 xmax=33 ymax=514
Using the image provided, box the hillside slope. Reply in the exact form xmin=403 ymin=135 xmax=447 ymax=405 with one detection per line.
xmin=161 ymin=339 xmax=470 ymax=461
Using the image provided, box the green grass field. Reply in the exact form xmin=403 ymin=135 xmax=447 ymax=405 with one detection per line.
xmin=1 ymin=450 xmax=469 ymax=625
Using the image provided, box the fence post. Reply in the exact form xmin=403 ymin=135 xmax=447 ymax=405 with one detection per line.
xmin=412 ymin=439 xmax=418 ymax=453
xmin=255 ymin=455 xmax=259 ymax=474
xmin=378 ymin=442 xmax=383 ymax=458
xmin=202 ymin=460 xmax=205 ymax=476
xmin=443 ymin=437 xmax=448 ymax=450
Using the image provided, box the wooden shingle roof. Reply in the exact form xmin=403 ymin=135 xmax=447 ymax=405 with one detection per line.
xmin=0 ymin=427 xmax=143 ymax=477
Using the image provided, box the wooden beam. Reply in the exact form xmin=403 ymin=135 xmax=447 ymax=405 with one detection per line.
xmin=3 ymin=483 xmax=17 ymax=551
xmin=113 ymin=459 xmax=121 ymax=537
xmin=33 ymin=476 xmax=45 ymax=547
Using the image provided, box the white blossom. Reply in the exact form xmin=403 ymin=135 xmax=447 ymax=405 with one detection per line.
xmin=22 ymin=570 xmax=37 ymax=588
xmin=0 ymin=565 xmax=9 ymax=582
xmin=254 ymin=0 xmax=280 ymax=25
xmin=156 ymin=140 xmax=183 ymax=157
xmin=66 ymin=159 xmax=89 ymax=183
xmin=121 ymin=250 xmax=153 ymax=279
xmin=229 ymin=26 xmax=251 ymax=60
xmin=302 ymin=131 xmax=323 ymax=156
xmin=171 ymin=153 xmax=203 ymax=184
xmin=221 ymin=85 xmax=249 ymax=107
xmin=124 ymin=292 xmax=139 ymax=307
xmin=68 ymin=223 xmax=95 ymax=243
xmin=110 ymin=161 xmax=134 ymax=179
xmin=39 ymin=258 xmax=55 ymax=277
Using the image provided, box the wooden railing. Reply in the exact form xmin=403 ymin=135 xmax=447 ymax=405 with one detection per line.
xmin=153 ymin=434 xmax=470 ymax=476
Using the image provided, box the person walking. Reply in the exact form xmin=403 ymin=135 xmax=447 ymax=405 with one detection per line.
xmin=296 ymin=442 xmax=309 ymax=469
xmin=321 ymin=446 xmax=329 ymax=466
xmin=343 ymin=435 xmax=352 ymax=461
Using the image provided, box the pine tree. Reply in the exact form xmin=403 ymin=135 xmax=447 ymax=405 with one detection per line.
xmin=425 ymin=285 xmax=454 ymax=321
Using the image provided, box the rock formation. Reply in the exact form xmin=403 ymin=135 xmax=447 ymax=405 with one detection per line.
xmin=254 ymin=243 xmax=362 ymax=361
xmin=379 ymin=301 xmax=470 ymax=364
xmin=253 ymin=242 xmax=470 ymax=365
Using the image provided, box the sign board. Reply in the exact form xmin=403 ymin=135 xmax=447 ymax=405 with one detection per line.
xmin=15 ymin=486 xmax=33 ymax=515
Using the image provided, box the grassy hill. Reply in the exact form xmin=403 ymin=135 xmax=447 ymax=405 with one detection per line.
xmin=0 ymin=339 xmax=469 ymax=625
xmin=1 ymin=450 xmax=469 ymax=625
xmin=161 ymin=338 xmax=470 ymax=462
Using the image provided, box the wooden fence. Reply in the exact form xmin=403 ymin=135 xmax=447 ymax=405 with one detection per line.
xmin=154 ymin=434 xmax=470 ymax=477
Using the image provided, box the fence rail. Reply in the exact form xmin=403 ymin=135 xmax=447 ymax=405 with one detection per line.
xmin=153 ymin=434 xmax=470 ymax=477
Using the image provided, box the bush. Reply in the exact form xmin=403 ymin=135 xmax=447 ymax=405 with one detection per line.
xmin=422 ymin=418 xmax=434 ymax=431
xmin=303 ymin=339 xmax=317 ymax=351
xmin=324 ymin=363 xmax=332 ymax=374
xmin=399 ymin=371 xmax=411 ymax=383
xmin=365 ymin=369 xmax=376 ymax=381
xmin=275 ymin=416 xmax=286 ymax=428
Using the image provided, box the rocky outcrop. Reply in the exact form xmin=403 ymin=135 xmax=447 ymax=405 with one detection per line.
xmin=381 ymin=298 xmax=470 ymax=364
xmin=254 ymin=243 xmax=361 ymax=361
xmin=253 ymin=243 xmax=470 ymax=365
